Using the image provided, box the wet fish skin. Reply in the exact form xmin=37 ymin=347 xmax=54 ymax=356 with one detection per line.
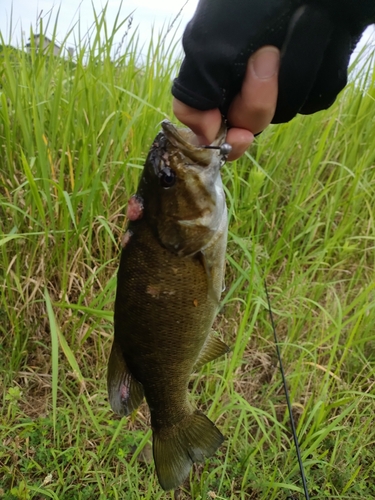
xmin=107 ymin=120 xmax=229 ymax=491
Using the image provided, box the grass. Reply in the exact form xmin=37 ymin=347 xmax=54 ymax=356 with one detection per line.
xmin=1 ymin=9 xmax=375 ymax=500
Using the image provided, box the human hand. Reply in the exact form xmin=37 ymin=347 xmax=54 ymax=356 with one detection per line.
xmin=172 ymin=0 xmax=375 ymax=159
xmin=173 ymin=46 xmax=279 ymax=161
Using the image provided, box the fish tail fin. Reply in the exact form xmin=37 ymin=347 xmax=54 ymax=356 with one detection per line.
xmin=152 ymin=410 xmax=224 ymax=491
xmin=107 ymin=340 xmax=144 ymax=416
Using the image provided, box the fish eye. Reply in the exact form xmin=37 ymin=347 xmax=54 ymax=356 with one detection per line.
xmin=159 ymin=167 xmax=176 ymax=188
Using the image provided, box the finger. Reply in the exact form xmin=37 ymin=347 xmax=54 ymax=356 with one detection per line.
xmin=172 ymin=98 xmax=222 ymax=144
xmin=228 ymin=46 xmax=279 ymax=135
xmin=173 ymin=98 xmax=255 ymax=160
xmin=173 ymin=99 xmax=254 ymax=160
xmin=226 ymin=128 xmax=254 ymax=161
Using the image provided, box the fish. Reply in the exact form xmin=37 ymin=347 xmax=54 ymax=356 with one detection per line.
xmin=107 ymin=120 xmax=230 ymax=491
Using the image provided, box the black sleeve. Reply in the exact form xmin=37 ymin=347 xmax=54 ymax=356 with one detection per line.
xmin=172 ymin=0 xmax=375 ymax=124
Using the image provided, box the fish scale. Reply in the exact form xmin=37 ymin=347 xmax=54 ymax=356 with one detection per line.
xmin=116 ymin=223 xmax=215 ymax=415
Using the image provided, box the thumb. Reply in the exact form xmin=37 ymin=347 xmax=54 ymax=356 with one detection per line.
xmin=172 ymin=99 xmax=222 ymax=144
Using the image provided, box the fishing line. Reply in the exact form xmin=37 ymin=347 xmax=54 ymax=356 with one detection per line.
xmin=201 ymin=143 xmax=232 ymax=156
xmin=264 ymin=281 xmax=310 ymax=500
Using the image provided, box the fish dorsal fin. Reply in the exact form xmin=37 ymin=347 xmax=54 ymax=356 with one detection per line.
xmin=194 ymin=332 xmax=230 ymax=371
xmin=107 ymin=341 xmax=144 ymax=417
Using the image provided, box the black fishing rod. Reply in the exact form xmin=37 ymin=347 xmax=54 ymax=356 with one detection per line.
xmin=201 ymin=142 xmax=309 ymax=498
xmin=264 ymin=281 xmax=310 ymax=500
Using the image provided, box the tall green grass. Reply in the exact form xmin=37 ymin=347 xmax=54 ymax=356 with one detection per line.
xmin=1 ymin=10 xmax=375 ymax=499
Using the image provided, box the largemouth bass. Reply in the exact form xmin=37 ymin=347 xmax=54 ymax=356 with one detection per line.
xmin=107 ymin=120 xmax=230 ymax=491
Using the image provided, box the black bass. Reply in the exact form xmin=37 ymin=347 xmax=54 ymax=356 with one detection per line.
xmin=107 ymin=120 xmax=230 ymax=490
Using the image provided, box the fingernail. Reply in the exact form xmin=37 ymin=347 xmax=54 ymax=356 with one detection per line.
xmin=251 ymin=47 xmax=279 ymax=80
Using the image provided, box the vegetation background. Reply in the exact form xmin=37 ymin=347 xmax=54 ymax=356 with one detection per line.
xmin=1 ymin=9 xmax=375 ymax=500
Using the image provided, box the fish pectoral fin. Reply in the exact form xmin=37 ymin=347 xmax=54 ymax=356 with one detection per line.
xmin=107 ymin=340 xmax=144 ymax=417
xmin=153 ymin=410 xmax=224 ymax=491
xmin=194 ymin=332 xmax=230 ymax=371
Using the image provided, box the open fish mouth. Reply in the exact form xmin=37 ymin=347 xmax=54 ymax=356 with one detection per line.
xmin=161 ymin=120 xmax=198 ymax=149
xmin=161 ymin=120 xmax=226 ymax=165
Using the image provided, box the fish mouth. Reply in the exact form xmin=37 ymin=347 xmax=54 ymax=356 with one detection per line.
xmin=161 ymin=120 xmax=226 ymax=165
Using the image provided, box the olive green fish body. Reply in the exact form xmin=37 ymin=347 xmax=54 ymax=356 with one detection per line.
xmin=107 ymin=121 xmax=229 ymax=491
xmin=115 ymin=219 xmax=222 ymax=423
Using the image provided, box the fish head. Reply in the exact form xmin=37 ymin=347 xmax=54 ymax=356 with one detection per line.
xmin=138 ymin=120 xmax=227 ymax=255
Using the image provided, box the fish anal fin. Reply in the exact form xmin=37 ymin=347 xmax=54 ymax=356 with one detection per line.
xmin=107 ymin=340 xmax=144 ymax=417
xmin=194 ymin=332 xmax=230 ymax=371
xmin=153 ymin=410 xmax=224 ymax=491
